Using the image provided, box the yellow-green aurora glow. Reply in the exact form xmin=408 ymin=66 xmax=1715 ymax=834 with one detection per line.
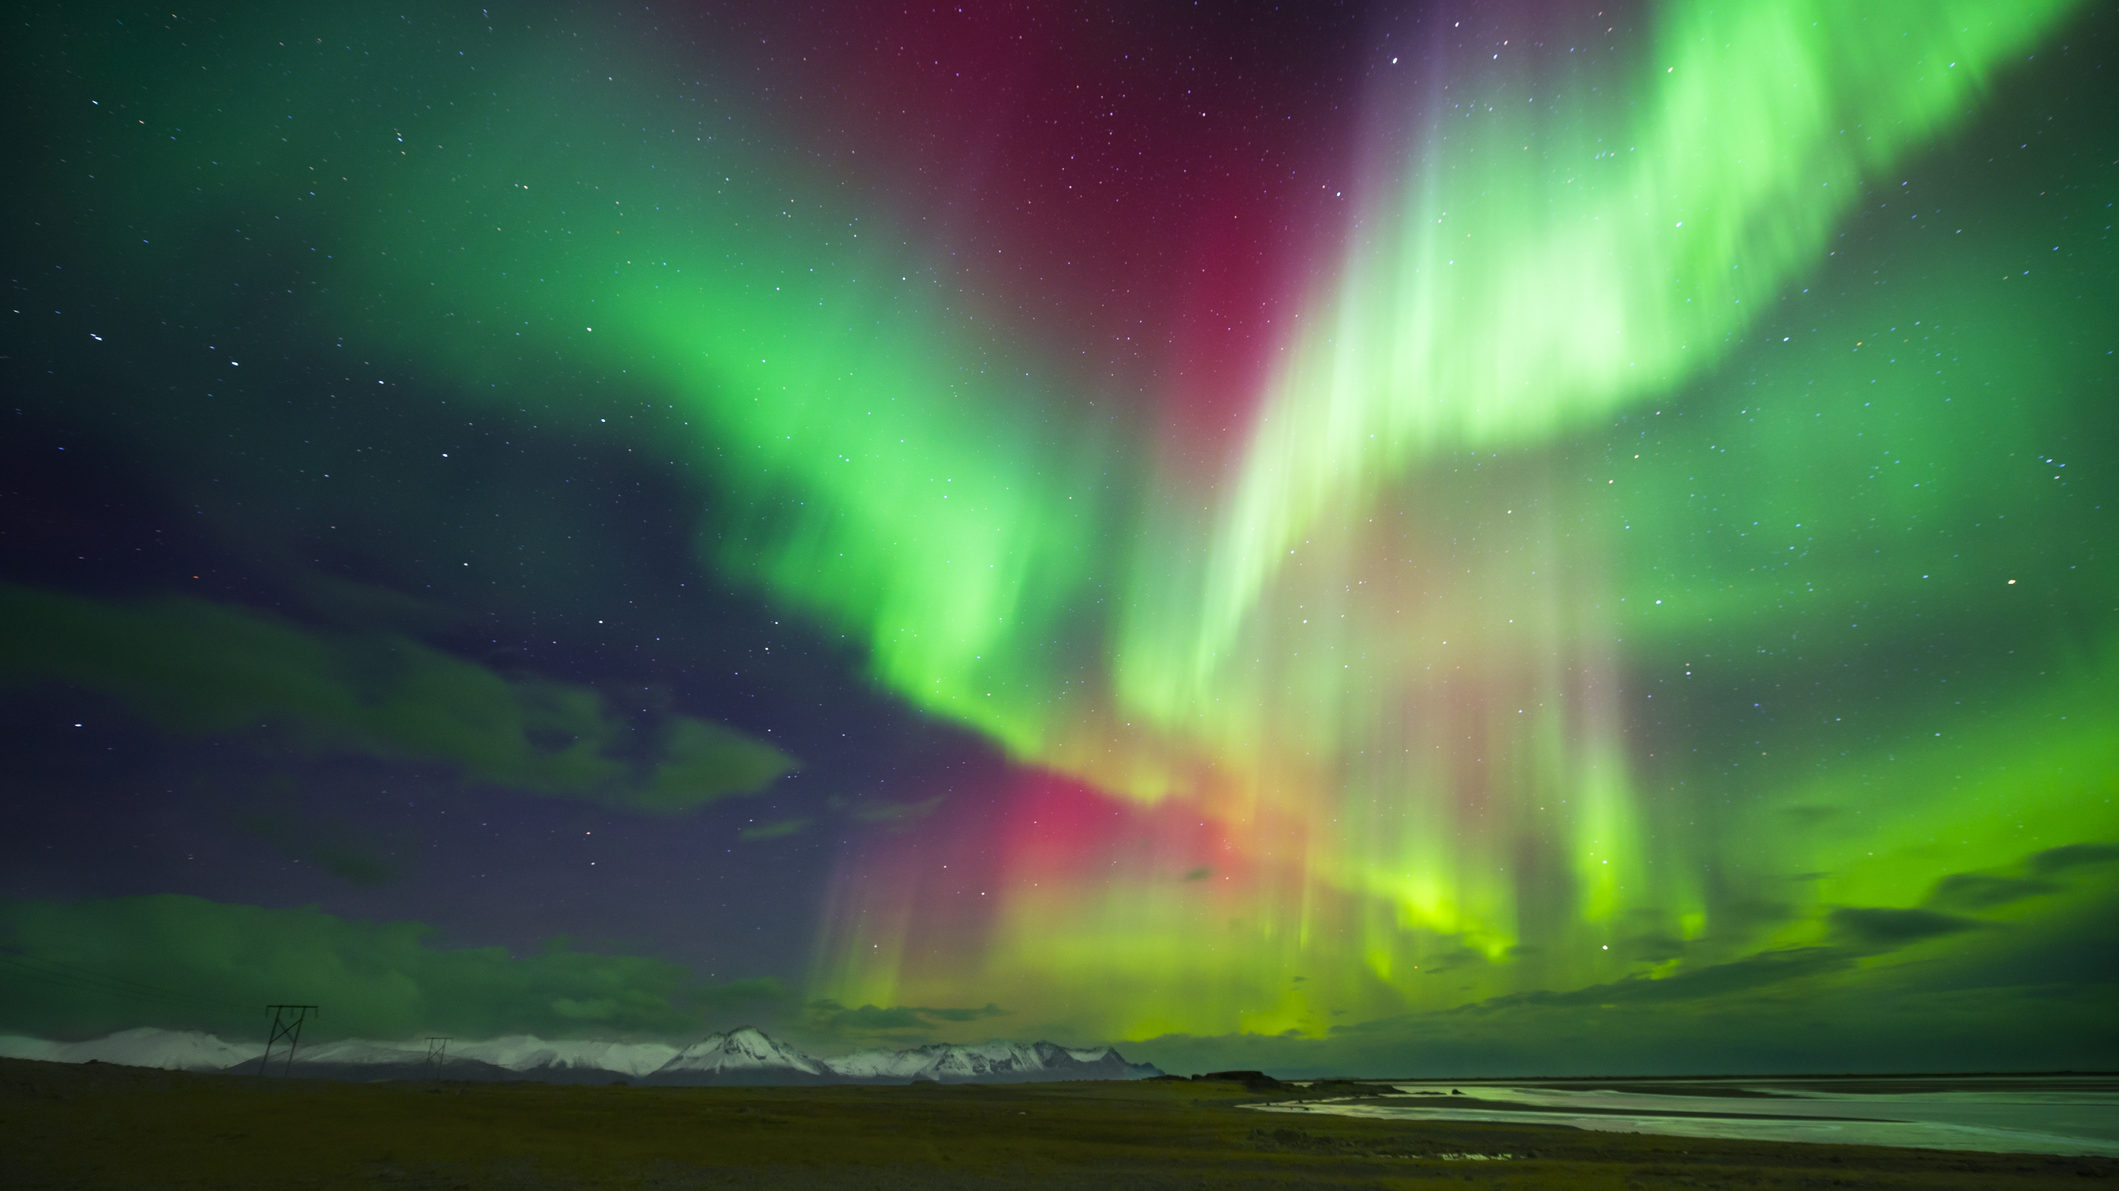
xmin=822 ymin=0 xmax=2119 ymax=1040
xmin=4 ymin=0 xmax=2114 ymax=1066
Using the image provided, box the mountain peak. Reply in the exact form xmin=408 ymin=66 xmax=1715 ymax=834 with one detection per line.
xmin=2 ymin=1027 xmax=1163 ymax=1086
xmin=658 ymin=1026 xmax=825 ymax=1077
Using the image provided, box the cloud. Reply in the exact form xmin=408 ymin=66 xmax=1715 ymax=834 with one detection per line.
xmin=1129 ymin=924 xmax=2119 ymax=1077
xmin=1826 ymin=906 xmax=1983 ymax=950
xmin=1413 ymin=944 xmax=1493 ymax=976
xmin=1131 ymin=968 xmax=2119 ymax=1081
xmin=2028 ymin=842 xmax=2119 ymax=875
xmin=1923 ymin=873 xmax=2059 ymax=913
xmin=0 ymin=894 xmax=772 ymax=1041
xmin=1447 ymin=946 xmax=1858 ymax=1014
xmin=804 ymin=999 xmax=1007 ymax=1036
xmin=631 ymin=720 xmax=798 ymax=814
xmin=738 ymin=817 xmax=813 ymax=842
xmin=1124 ymin=883 xmax=2119 ymax=1079
xmin=0 ymin=583 xmax=794 ymax=814
xmin=1181 ymin=866 xmax=1212 ymax=882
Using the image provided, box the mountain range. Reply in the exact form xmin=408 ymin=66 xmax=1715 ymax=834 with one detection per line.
xmin=0 ymin=1026 xmax=1163 ymax=1085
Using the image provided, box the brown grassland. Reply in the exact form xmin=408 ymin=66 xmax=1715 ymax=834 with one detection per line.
xmin=1 ymin=1058 xmax=2112 ymax=1189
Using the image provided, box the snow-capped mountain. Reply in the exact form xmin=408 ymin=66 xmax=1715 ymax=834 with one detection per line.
xmin=454 ymin=1035 xmax=682 ymax=1079
xmin=0 ymin=1025 xmax=1161 ymax=1085
xmin=647 ymin=1031 xmax=1160 ymax=1085
xmin=654 ymin=1026 xmax=827 ymax=1082
xmin=0 ymin=1027 xmax=253 ymax=1072
xmin=822 ymin=1039 xmax=1156 ymax=1083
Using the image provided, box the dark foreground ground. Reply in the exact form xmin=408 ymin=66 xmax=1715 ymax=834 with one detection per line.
xmin=1 ymin=1058 xmax=2112 ymax=1190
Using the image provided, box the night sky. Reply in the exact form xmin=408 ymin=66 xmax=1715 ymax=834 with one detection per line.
xmin=3 ymin=0 xmax=2115 ymax=1077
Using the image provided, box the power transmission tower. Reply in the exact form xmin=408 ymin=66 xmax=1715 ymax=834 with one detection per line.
xmin=257 ymin=1004 xmax=318 ymax=1076
xmin=425 ymin=1036 xmax=450 ymax=1079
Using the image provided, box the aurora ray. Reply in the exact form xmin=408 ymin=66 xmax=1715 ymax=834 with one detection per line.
xmin=2 ymin=0 xmax=2113 ymax=1073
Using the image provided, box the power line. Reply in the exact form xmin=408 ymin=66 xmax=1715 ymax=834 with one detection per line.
xmin=0 ymin=949 xmax=245 ymax=1019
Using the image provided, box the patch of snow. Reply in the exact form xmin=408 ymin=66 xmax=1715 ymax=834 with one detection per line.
xmin=456 ymin=1035 xmax=681 ymax=1078
xmin=0 ymin=1026 xmax=1160 ymax=1084
xmin=656 ymin=1027 xmax=824 ymax=1076
xmin=2 ymin=1027 xmax=257 ymax=1071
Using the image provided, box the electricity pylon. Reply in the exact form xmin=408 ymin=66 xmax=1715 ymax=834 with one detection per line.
xmin=257 ymin=1004 xmax=318 ymax=1076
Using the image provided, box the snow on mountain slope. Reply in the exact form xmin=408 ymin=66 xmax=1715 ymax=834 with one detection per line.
xmin=820 ymin=1038 xmax=1160 ymax=1082
xmin=0 ymin=1027 xmax=256 ymax=1072
xmin=924 ymin=1040 xmax=1046 ymax=1079
xmin=822 ymin=1041 xmax=1014 ymax=1081
xmin=0 ymin=1029 xmax=663 ymax=1078
xmin=655 ymin=1027 xmax=824 ymax=1077
xmin=819 ymin=1045 xmax=937 ymax=1080
xmin=454 ymin=1035 xmax=681 ymax=1078
xmin=0 ymin=1026 xmax=1161 ymax=1084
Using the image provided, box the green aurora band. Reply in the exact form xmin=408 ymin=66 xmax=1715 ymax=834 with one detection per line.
xmin=9 ymin=0 xmax=2115 ymax=1050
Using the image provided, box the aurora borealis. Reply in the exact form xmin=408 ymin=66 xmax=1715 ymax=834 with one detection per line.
xmin=3 ymin=0 xmax=2115 ymax=1075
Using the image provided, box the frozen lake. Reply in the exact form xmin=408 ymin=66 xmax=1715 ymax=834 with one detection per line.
xmin=1255 ymin=1075 xmax=2119 ymax=1156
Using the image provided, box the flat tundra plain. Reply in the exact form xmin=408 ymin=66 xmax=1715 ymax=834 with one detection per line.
xmin=1 ymin=1058 xmax=2113 ymax=1190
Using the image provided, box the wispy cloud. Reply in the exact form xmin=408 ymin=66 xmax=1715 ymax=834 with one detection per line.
xmin=804 ymin=998 xmax=1007 ymax=1036
xmin=739 ymin=817 xmax=813 ymax=842
xmin=0 ymin=894 xmax=758 ymax=1040
xmin=1827 ymin=906 xmax=1983 ymax=950
xmin=0 ymin=583 xmax=794 ymax=814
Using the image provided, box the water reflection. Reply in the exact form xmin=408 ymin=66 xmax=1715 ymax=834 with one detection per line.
xmin=1255 ymin=1076 xmax=2119 ymax=1156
